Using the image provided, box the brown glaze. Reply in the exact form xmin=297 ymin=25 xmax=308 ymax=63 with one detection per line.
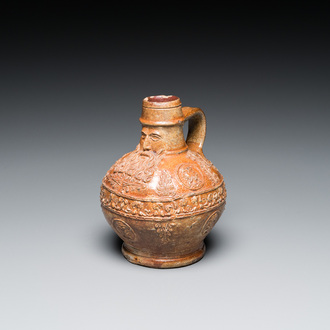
xmin=100 ymin=95 xmax=226 ymax=268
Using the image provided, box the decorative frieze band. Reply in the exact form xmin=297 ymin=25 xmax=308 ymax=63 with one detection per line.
xmin=100 ymin=183 xmax=226 ymax=220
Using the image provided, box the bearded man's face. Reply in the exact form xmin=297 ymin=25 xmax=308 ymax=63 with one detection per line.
xmin=139 ymin=127 xmax=166 ymax=155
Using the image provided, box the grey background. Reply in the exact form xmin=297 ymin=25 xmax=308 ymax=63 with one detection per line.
xmin=1 ymin=5 xmax=329 ymax=330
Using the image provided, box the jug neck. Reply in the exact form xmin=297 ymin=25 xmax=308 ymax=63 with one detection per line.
xmin=139 ymin=95 xmax=187 ymax=154
xmin=139 ymin=124 xmax=187 ymax=154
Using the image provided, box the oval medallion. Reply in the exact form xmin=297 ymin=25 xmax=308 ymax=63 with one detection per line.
xmin=178 ymin=163 xmax=204 ymax=190
xmin=201 ymin=211 xmax=220 ymax=236
xmin=113 ymin=219 xmax=136 ymax=241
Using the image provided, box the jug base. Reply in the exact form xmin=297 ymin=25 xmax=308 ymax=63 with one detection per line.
xmin=122 ymin=243 xmax=205 ymax=269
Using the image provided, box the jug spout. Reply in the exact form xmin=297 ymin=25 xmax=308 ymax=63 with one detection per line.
xmin=140 ymin=95 xmax=184 ymax=126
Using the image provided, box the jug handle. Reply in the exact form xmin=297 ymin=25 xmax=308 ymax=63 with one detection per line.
xmin=182 ymin=106 xmax=206 ymax=156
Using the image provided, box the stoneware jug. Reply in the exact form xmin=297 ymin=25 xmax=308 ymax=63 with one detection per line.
xmin=100 ymin=95 xmax=226 ymax=268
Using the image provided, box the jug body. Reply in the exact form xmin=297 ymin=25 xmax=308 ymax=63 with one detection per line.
xmin=100 ymin=95 xmax=226 ymax=268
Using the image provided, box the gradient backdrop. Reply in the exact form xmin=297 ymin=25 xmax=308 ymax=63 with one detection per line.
xmin=1 ymin=4 xmax=329 ymax=330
